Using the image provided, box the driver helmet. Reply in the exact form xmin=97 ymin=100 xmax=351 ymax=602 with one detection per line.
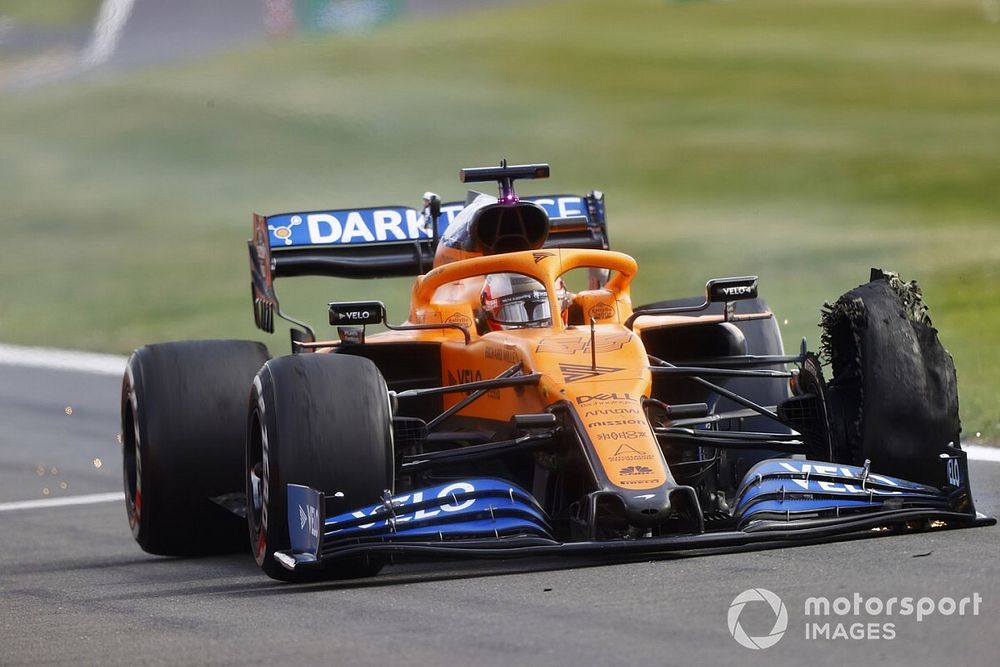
xmin=481 ymin=273 xmax=552 ymax=330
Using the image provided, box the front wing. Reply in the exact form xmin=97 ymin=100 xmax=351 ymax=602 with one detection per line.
xmin=275 ymin=459 xmax=995 ymax=573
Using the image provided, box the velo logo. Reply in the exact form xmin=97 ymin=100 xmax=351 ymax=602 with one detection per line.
xmin=727 ymin=588 xmax=788 ymax=650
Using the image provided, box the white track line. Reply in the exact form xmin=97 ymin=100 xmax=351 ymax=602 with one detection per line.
xmin=0 ymin=343 xmax=126 ymax=376
xmin=80 ymin=0 xmax=137 ymax=68
xmin=0 ymin=491 xmax=125 ymax=513
xmin=965 ymin=445 xmax=1000 ymax=463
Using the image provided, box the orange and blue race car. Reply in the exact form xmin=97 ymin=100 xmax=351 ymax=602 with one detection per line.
xmin=121 ymin=162 xmax=994 ymax=581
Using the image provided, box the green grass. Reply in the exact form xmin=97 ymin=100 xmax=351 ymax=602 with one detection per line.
xmin=2 ymin=0 xmax=998 ymax=439
xmin=0 ymin=0 xmax=102 ymax=27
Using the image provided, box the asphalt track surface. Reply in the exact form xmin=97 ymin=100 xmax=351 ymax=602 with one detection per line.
xmin=2 ymin=357 xmax=998 ymax=666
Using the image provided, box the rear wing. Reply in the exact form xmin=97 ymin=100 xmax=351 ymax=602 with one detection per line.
xmin=257 ymin=204 xmax=439 ymax=280
xmin=248 ymin=193 xmax=608 ymax=333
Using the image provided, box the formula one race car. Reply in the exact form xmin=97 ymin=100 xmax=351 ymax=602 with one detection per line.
xmin=121 ymin=162 xmax=994 ymax=581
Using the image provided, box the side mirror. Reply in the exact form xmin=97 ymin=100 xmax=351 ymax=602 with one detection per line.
xmin=328 ymin=300 xmax=386 ymax=326
xmin=625 ymin=275 xmax=760 ymax=330
xmin=706 ymin=276 xmax=758 ymax=303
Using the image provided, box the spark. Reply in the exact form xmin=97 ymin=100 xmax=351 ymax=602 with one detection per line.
xmin=50 ymin=467 xmax=59 ymax=476
xmin=59 ymin=482 xmax=68 ymax=490
xmin=783 ymin=319 xmax=788 ymax=325
xmin=64 ymin=406 xmax=73 ymax=415
xmin=93 ymin=458 xmax=103 ymax=469
xmin=115 ymin=432 xmax=122 ymax=444
xmin=42 ymin=488 xmax=50 ymax=496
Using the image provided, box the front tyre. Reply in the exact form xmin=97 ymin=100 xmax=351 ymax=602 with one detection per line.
xmin=246 ymin=353 xmax=394 ymax=582
xmin=822 ymin=269 xmax=961 ymax=486
xmin=122 ymin=340 xmax=270 ymax=556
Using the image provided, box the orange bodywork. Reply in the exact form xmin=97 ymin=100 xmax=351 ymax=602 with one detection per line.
xmin=314 ymin=247 xmax=748 ymax=493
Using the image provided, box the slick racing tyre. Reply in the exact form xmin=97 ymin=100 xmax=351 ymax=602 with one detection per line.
xmin=247 ymin=353 xmax=394 ymax=582
xmin=122 ymin=340 xmax=270 ymax=556
xmin=821 ymin=269 xmax=961 ymax=487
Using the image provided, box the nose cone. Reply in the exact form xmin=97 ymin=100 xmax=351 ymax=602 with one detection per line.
xmin=623 ymin=486 xmax=703 ymax=531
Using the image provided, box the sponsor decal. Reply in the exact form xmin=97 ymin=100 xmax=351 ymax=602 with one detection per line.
xmin=265 ymin=195 xmax=589 ymax=249
xmin=575 ymin=392 xmax=637 ymax=405
xmin=446 ymin=368 xmax=499 ymax=399
xmin=329 ymin=303 xmax=383 ymax=325
xmin=268 ymin=216 xmax=302 ymax=246
xmin=619 ymin=465 xmax=653 ymax=476
xmin=447 ymin=368 xmax=483 ymax=386
xmin=776 ymin=461 xmax=902 ymax=493
xmin=287 ymin=485 xmax=323 ymax=556
xmin=527 ymin=195 xmax=588 ymax=220
xmin=573 ymin=394 xmax=665 ymax=488
xmin=485 ymin=345 xmax=519 ymax=363
xmin=440 ymin=195 xmax=589 ymax=226
xmin=445 ymin=312 xmax=473 ymax=328
xmin=560 ymin=363 xmax=625 ymax=383
xmin=587 ymin=419 xmax=646 ymax=428
xmin=587 ymin=302 xmax=615 ymax=320
xmin=537 ymin=332 xmax=631 ymax=355
xmin=778 ymin=478 xmax=902 ymax=496
xmin=266 ymin=206 xmax=433 ymax=248
xmin=583 ymin=407 xmax=642 ymax=416
xmin=346 ymin=482 xmax=478 ymax=530
xmin=297 ymin=502 xmax=319 ymax=538
xmin=617 ymin=477 xmax=662 ymax=486
xmin=596 ymin=430 xmax=648 ymax=441
xmin=610 ymin=443 xmax=650 ymax=461
xmin=337 ymin=310 xmax=372 ymax=322
xmin=708 ymin=277 xmax=758 ymax=302
xmin=532 ymin=251 xmax=554 ymax=263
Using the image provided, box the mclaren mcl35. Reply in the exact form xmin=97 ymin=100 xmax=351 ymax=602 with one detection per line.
xmin=121 ymin=162 xmax=993 ymax=581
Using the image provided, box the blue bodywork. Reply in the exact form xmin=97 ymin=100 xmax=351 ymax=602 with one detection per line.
xmin=286 ymin=478 xmax=555 ymax=564
xmin=734 ymin=459 xmax=954 ymax=527
xmin=279 ymin=456 xmax=987 ymax=571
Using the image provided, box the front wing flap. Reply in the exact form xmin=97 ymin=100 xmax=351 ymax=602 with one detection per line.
xmin=276 ymin=463 xmax=993 ymax=572
xmin=733 ymin=458 xmax=962 ymax=528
